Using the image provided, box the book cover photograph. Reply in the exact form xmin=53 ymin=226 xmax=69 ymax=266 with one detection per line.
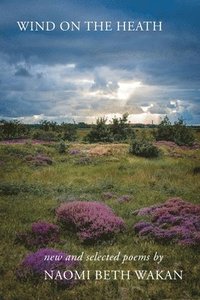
xmin=0 ymin=1 xmax=200 ymax=299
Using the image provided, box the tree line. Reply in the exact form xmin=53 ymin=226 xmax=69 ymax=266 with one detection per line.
xmin=0 ymin=115 xmax=195 ymax=146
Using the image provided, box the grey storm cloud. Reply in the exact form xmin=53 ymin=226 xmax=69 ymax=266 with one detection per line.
xmin=15 ymin=67 xmax=32 ymax=77
xmin=0 ymin=0 xmax=199 ymax=124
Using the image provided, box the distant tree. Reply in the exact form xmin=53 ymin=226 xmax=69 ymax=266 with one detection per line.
xmin=155 ymin=116 xmax=174 ymax=141
xmin=173 ymin=118 xmax=194 ymax=146
xmin=39 ymin=120 xmax=58 ymax=132
xmin=85 ymin=117 xmax=112 ymax=143
xmin=61 ymin=123 xmax=77 ymax=141
xmin=77 ymin=122 xmax=91 ymax=129
xmin=110 ymin=113 xmax=135 ymax=141
xmin=155 ymin=116 xmax=194 ymax=146
xmin=85 ymin=114 xmax=135 ymax=143
xmin=0 ymin=120 xmax=29 ymax=139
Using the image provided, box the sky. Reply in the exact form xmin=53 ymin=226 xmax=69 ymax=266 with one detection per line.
xmin=0 ymin=0 xmax=200 ymax=124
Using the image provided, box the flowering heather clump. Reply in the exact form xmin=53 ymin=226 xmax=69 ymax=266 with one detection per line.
xmin=16 ymin=221 xmax=60 ymax=248
xmin=134 ymin=198 xmax=200 ymax=246
xmin=134 ymin=221 xmax=153 ymax=233
xmin=56 ymin=201 xmax=125 ymax=243
xmin=16 ymin=248 xmax=79 ymax=287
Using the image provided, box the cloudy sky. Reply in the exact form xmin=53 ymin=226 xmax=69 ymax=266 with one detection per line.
xmin=0 ymin=0 xmax=199 ymax=124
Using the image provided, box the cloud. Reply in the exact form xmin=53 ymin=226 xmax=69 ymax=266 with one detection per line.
xmin=0 ymin=0 xmax=199 ymax=124
xmin=15 ymin=67 xmax=31 ymax=77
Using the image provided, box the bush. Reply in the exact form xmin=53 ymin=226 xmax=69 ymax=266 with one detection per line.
xmin=61 ymin=123 xmax=77 ymax=141
xmin=0 ymin=182 xmax=21 ymax=195
xmin=57 ymin=141 xmax=68 ymax=154
xmin=56 ymin=201 xmax=125 ymax=243
xmin=156 ymin=116 xmax=194 ymax=146
xmin=85 ymin=114 xmax=135 ymax=143
xmin=32 ymin=129 xmax=59 ymax=141
xmin=85 ymin=117 xmax=112 ymax=143
xmin=16 ymin=248 xmax=79 ymax=287
xmin=110 ymin=113 xmax=135 ymax=142
xmin=133 ymin=198 xmax=200 ymax=246
xmin=0 ymin=120 xmax=29 ymax=139
xmin=193 ymin=167 xmax=200 ymax=175
xmin=16 ymin=221 xmax=60 ymax=248
xmin=173 ymin=119 xmax=194 ymax=146
xmin=129 ymin=139 xmax=159 ymax=158
xmin=155 ymin=116 xmax=174 ymax=141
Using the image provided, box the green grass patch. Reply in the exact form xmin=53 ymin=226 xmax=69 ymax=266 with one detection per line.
xmin=0 ymin=142 xmax=199 ymax=299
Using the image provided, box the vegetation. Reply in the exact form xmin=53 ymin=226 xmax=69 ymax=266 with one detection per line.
xmin=16 ymin=248 xmax=79 ymax=287
xmin=0 ymin=119 xmax=29 ymax=139
xmin=85 ymin=113 xmax=135 ymax=143
xmin=0 ymin=119 xmax=79 ymax=142
xmin=0 ymin=130 xmax=199 ymax=299
xmin=57 ymin=140 xmax=67 ymax=154
xmin=0 ymin=120 xmax=200 ymax=299
xmin=85 ymin=117 xmax=112 ymax=143
xmin=56 ymin=201 xmax=125 ymax=243
xmin=155 ymin=116 xmax=194 ymax=146
xmin=129 ymin=139 xmax=160 ymax=158
xmin=0 ymin=116 xmax=196 ymax=147
xmin=134 ymin=197 xmax=200 ymax=246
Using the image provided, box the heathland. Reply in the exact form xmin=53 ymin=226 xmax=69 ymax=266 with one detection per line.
xmin=0 ymin=124 xmax=200 ymax=300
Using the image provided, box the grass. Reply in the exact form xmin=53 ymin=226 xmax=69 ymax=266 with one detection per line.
xmin=0 ymin=135 xmax=200 ymax=300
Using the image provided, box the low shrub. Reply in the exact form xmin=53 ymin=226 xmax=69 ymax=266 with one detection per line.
xmin=16 ymin=221 xmax=60 ymax=248
xmin=193 ymin=166 xmax=200 ymax=175
xmin=0 ymin=182 xmax=22 ymax=195
xmin=129 ymin=139 xmax=159 ymax=158
xmin=85 ymin=114 xmax=135 ymax=143
xmin=155 ymin=116 xmax=194 ymax=146
xmin=133 ymin=198 xmax=200 ymax=246
xmin=32 ymin=129 xmax=59 ymax=141
xmin=56 ymin=201 xmax=125 ymax=243
xmin=16 ymin=248 xmax=79 ymax=287
xmin=57 ymin=141 xmax=68 ymax=154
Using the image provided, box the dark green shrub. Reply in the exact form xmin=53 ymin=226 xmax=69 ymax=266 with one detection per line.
xmin=32 ymin=129 xmax=58 ymax=141
xmin=39 ymin=120 xmax=58 ymax=131
xmin=85 ymin=117 xmax=112 ymax=143
xmin=155 ymin=116 xmax=174 ymax=141
xmin=57 ymin=140 xmax=67 ymax=154
xmin=155 ymin=116 xmax=194 ymax=146
xmin=0 ymin=119 xmax=29 ymax=139
xmin=193 ymin=167 xmax=200 ymax=175
xmin=61 ymin=123 xmax=77 ymax=141
xmin=173 ymin=119 xmax=194 ymax=146
xmin=129 ymin=139 xmax=160 ymax=158
xmin=110 ymin=113 xmax=135 ymax=141
xmin=85 ymin=114 xmax=135 ymax=143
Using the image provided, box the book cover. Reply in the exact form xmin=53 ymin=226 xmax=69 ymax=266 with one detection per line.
xmin=0 ymin=1 xmax=199 ymax=299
